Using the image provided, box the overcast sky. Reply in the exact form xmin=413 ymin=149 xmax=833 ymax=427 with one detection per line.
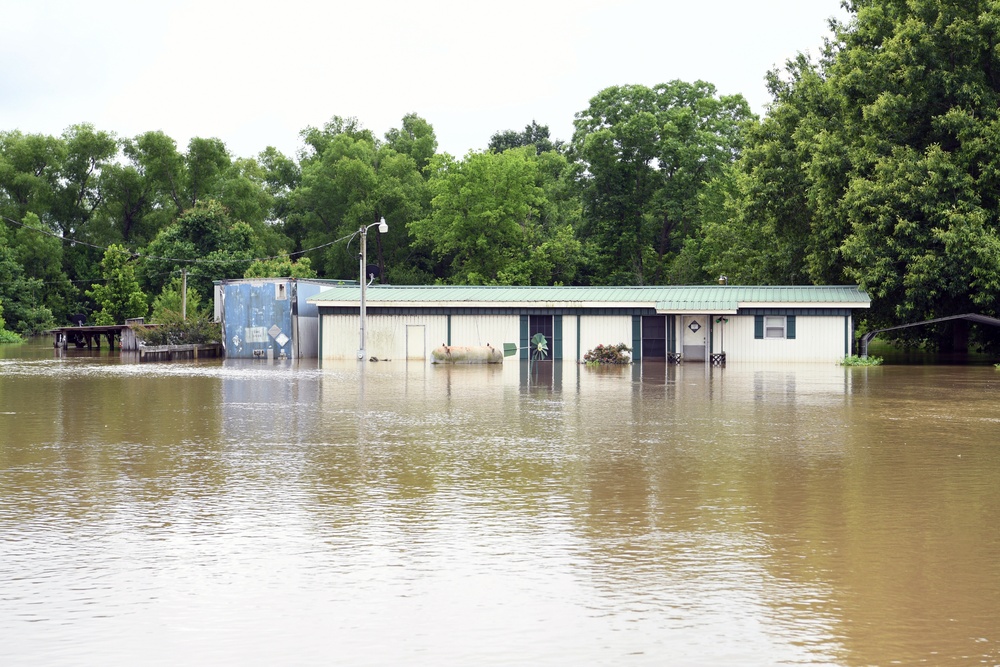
xmin=1 ymin=0 xmax=847 ymax=160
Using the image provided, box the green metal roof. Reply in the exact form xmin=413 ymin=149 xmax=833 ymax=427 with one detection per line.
xmin=309 ymin=285 xmax=870 ymax=312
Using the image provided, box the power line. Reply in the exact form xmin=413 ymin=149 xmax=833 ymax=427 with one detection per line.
xmin=0 ymin=268 xmax=183 ymax=287
xmin=0 ymin=213 xmax=358 ymax=266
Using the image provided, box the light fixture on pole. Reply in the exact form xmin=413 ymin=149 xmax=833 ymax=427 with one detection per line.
xmin=358 ymin=217 xmax=388 ymax=360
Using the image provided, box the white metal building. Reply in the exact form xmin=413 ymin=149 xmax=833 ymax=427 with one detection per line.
xmin=308 ymin=285 xmax=872 ymax=364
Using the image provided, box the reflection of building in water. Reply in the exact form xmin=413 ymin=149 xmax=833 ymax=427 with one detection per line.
xmin=220 ymin=362 xmax=324 ymax=444
xmin=519 ymin=358 xmax=560 ymax=392
xmin=308 ymin=285 xmax=870 ymax=364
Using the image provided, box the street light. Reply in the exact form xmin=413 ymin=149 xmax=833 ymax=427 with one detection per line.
xmin=358 ymin=217 xmax=388 ymax=360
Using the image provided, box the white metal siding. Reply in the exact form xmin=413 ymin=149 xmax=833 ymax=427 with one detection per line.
xmin=578 ymin=316 xmax=633 ymax=361
xmin=321 ymin=312 xmax=852 ymax=363
xmin=449 ymin=315 xmax=520 ymax=351
xmin=712 ymin=315 xmax=849 ymax=363
xmin=321 ymin=314 xmax=449 ymax=360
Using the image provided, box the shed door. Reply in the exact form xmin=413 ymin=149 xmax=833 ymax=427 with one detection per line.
xmin=406 ymin=325 xmax=426 ymax=360
xmin=682 ymin=316 xmax=707 ymax=362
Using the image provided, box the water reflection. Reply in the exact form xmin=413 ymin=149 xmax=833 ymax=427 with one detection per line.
xmin=1 ymin=346 xmax=998 ymax=665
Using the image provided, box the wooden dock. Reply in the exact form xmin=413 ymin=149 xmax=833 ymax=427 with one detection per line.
xmin=138 ymin=343 xmax=222 ymax=362
xmin=50 ymin=318 xmax=158 ymax=352
xmin=50 ymin=325 xmax=130 ymax=351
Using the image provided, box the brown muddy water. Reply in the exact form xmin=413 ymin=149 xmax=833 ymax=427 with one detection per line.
xmin=1 ymin=341 xmax=999 ymax=666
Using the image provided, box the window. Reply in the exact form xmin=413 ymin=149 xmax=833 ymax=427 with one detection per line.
xmin=755 ymin=314 xmax=796 ymax=340
xmin=765 ymin=316 xmax=786 ymax=339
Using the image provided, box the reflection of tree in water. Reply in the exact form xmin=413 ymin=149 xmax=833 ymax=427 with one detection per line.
xmin=0 ymin=361 xmax=227 ymax=522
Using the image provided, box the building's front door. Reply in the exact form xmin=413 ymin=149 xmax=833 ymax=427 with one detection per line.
xmin=682 ymin=315 xmax=707 ymax=362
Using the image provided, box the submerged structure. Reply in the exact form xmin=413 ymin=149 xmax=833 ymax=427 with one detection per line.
xmin=214 ymin=278 xmax=351 ymax=359
xmin=308 ymin=285 xmax=871 ymax=364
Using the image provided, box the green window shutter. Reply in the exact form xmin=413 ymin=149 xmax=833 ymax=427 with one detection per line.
xmin=667 ymin=315 xmax=676 ymax=354
xmin=520 ymin=315 xmax=529 ymax=360
xmin=632 ymin=315 xmax=641 ymax=361
xmin=553 ymin=315 xmax=563 ymax=360
xmin=754 ymin=315 xmax=764 ymax=339
xmin=787 ymin=315 xmax=796 ymax=339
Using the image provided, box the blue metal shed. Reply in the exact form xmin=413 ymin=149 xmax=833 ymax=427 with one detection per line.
xmin=214 ymin=278 xmax=351 ymax=359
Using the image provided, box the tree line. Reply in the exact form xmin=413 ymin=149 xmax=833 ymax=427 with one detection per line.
xmin=3 ymin=0 xmax=1000 ymax=350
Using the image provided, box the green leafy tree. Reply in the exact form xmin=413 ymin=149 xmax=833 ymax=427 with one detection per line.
xmin=489 ymin=120 xmax=557 ymax=155
xmin=384 ymin=113 xmax=439 ymax=174
xmin=0 ymin=220 xmax=53 ymax=334
xmin=701 ymin=57 xmax=827 ymax=285
xmin=291 ymin=120 xmax=377 ymax=278
xmin=142 ymin=199 xmax=264 ymax=299
xmin=289 ymin=115 xmax=435 ymax=283
xmin=258 ymin=145 xmax=301 ymax=219
xmin=410 ymin=147 xmax=581 ymax=285
xmin=726 ymin=0 xmax=1000 ymax=347
xmin=244 ymin=252 xmax=317 ymax=279
xmin=572 ymin=81 xmax=753 ymax=285
xmin=86 ymin=244 xmax=147 ymax=325
xmin=127 ymin=130 xmax=186 ymax=213
xmin=185 ymin=137 xmax=229 ymax=207
xmin=0 ymin=299 xmax=23 ymax=343
xmin=88 ymin=130 xmax=186 ymax=252
xmin=12 ymin=213 xmax=78 ymax=325
xmin=0 ymin=130 xmax=66 ymax=223
xmin=150 ymin=276 xmax=206 ymax=323
xmin=98 ymin=160 xmax=156 ymax=244
xmin=53 ymin=123 xmax=118 ymax=238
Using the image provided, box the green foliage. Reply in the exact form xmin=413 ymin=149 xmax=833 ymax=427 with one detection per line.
xmin=489 ymin=120 xmax=557 ymax=155
xmin=724 ymin=1 xmax=1000 ymax=347
xmin=290 ymin=115 xmax=435 ymax=283
xmin=86 ymin=244 xmax=147 ymax=325
xmin=384 ymin=113 xmax=439 ymax=174
xmin=583 ymin=343 xmax=632 ymax=365
xmin=133 ymin=316 xmax=221 ymax=346
xmin=0 ymin=299 xmax=17 ymax=343
xmin=411 ymin=147 xmax=581 ymax=285
xmin=13 ymin=212 xmax=77 ymax=324
xmin=142 ymin=199 xmax=263 ymax=298
xmin=244 ymin=253 xmax=317 ymax=279
xmin=21 ymin=35 xmax=1000 ymax=333
xmin=150 ymin=277 xmax=206 ymax=323
xmin=0 ymin=329 xmax=22 ymax=344
xmin=572 ymin=81 xmax=753 ymax=285
xmin=0 ymin=299 xmax=21 ymax=343
xmin=0 ymin=221 xmax=54 ymax=334
xmin=841 ymin=355 xmax=884 ymax=367
xmin=0 ymin=298 xmax=23 ymax=343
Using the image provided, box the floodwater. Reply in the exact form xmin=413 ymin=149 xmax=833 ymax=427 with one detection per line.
xmin=1 ymin=342 xmax=999 ymax=667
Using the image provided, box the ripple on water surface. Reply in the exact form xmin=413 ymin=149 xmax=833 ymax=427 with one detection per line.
xmin=1 ymin=356 xmax=999 ymax=665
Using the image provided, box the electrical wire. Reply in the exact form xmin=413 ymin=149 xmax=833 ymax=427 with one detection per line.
xmin=0 ymin=213 xmax=359 ymax=266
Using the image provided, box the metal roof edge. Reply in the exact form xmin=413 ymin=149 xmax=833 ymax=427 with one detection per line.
xmin=739 ymin=301 xmax=871 ymax=309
